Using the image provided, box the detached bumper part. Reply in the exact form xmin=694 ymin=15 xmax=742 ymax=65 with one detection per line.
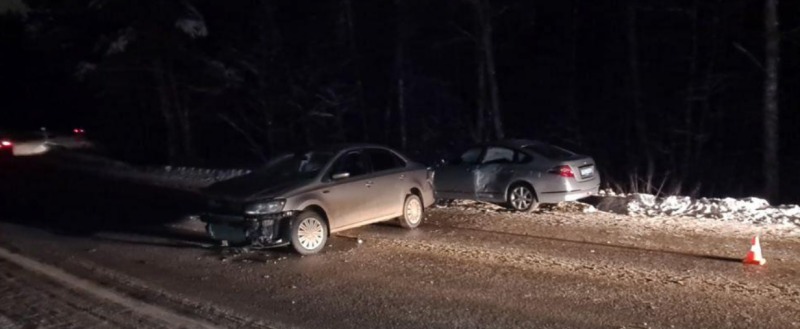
xmin=202 ymin=213 xmax=291 ymax=247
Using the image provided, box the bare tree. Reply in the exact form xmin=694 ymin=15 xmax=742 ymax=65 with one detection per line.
xmin=681 ymin=1 xmax=700 ymax=179
xmin=339 ymin=0 xmax=369 ymax=141
xmin=474 ymin=49 xmax=487 ymax=142
xmin=627 ymin=3 xmax=654 ymax=185
xmin=470 ymin=0 xmax=504 ymax=140
xmin=763 ymin=0 xmax=780 ymax=200
xmin=394 ymin=0 xmax=408 ymax=149
xmin=152 ymin=58 xmax=179 ymax=162
xmin=566 ymin=0 xmax=581 ymax=145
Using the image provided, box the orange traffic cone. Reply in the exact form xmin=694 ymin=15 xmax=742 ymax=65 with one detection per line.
xmin=743 ymin=236 xmax=767 ymax=265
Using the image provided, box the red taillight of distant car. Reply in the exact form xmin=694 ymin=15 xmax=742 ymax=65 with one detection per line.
xmin=0 ymin=140 xmax=12 ymax=147
xmin=73 ymin=128 xmax=85 ymax=134
xmin=548 ymin=165 xmax=575 ymax=178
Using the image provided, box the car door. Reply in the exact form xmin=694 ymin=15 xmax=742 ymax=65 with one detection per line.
xmin=474 ymin=146 xmax=516 ymax=201
xmin=364 ymin=148 xmax=409 ymax=219
xmin=322 ymin=150 xmax=375 ymax=230
xmin=434 ymin=146 xmax=484 ymax=198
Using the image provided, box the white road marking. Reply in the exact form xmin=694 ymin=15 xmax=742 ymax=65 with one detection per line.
xmin=0 ymin=246 xmax=222 ymax=329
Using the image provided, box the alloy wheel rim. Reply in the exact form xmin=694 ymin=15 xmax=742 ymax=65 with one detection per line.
xmin=406 ymin=198 xmax=422 ymax=224
xmin=297 ymin=217 xmax=324 ymax=250
xmin=511 ymin=186 xmax=533 ymax=210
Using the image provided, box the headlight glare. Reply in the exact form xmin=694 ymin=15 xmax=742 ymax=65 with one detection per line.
xmin=244 ymin=200 xmax=285 ymax=215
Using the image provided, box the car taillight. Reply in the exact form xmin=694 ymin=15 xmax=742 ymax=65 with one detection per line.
xmin=548 ymin=165 xmax=575 ymax=178
xmin=0 ymin=140 xmax=11 ymax=147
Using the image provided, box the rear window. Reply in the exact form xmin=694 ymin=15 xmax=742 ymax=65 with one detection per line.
xmin=522 ymin=143 xmax=575 ymax=160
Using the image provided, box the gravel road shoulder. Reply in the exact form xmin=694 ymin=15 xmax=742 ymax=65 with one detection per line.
xmin=0 ymin=257 xmax=174 ymax=329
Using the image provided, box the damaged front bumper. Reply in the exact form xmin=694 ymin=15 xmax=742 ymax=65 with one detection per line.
xmin=201 ymin=212 xmax=294 ymax=247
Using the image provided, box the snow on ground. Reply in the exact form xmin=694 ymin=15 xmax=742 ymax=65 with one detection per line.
xmin=432 ymin=199 xmax=800 ymax=240
xmin=434 ymin=194 xmax=800 ymax=239
xmin=594 ymin=190 xmax=800 ymax=226
xmin=140 ymin=165 xmax=250 ymax=189
xmin=46 ymin=150 xmax=250 ymax=190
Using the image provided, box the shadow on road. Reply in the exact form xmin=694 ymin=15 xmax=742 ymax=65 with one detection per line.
xmin=0 ymin=157 xmax=209 ymax=247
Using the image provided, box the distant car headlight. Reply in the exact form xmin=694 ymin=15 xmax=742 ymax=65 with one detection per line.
xmin=244 ymin=200 xmax=285 ymax=215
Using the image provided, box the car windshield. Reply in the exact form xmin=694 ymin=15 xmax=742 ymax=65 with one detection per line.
xmin=257 ymin=151 xmax=334 ymax=181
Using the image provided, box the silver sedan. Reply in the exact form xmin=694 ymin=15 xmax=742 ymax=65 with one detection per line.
xmin=201 ymin=144 xmax=435 ymax=255
xmin=434 ymin=140 xmax=600 ymax=211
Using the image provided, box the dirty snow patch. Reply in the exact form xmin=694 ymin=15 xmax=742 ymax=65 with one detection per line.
xmin=595 ymin=191 xmax=800 ymax=226
xmin=437 ymin=199 xmax=596 ymax=214
xmin=46 ymin=150 xmax=249 ymax=190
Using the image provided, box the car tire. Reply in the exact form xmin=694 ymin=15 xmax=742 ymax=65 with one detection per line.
xmin=290 ymin=210 xmax=328 ymax=255
xmin=398 ymin=194 xmax=423 ymax=229
xmin=507 ymin=184 xmax=539 ymax=212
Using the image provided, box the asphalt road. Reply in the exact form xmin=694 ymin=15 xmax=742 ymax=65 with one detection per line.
xmin=0 ymin=157 xmax=799 ymax=329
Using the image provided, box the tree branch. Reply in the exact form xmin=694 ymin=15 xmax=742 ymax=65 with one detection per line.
xmin=217 ymin=113 xmax=267 ymax=161
xmin=732 ymin=42 xmax=765 ymax=72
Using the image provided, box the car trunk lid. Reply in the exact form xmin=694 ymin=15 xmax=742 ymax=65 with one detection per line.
xmin=561 ymin=156 xmax=596 ymax=182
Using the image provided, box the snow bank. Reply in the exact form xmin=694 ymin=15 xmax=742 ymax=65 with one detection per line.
xmin=596 ymin=190 xmax=800 ymax=226
xmin=437 ymin=199 xmax=597 ymax=214
xmin=140 ymin=166 xmax=250 ymax=189
xmin=47 ymin=150 xmax=249 ymax=190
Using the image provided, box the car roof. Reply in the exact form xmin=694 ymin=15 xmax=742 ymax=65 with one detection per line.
xmin=482 ymin=139 xmax=544 ymax=149
xmin=317 ymin=143 xmax=396 ymax=153
xmin=309 ymin=144 xmax=414 ymax=161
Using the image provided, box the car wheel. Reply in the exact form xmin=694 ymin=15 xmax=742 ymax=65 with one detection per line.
xmin=398 ymin=194 xmax=423 ymax=229
xmin=290 ymin=211 xmax=328 ymax=255
xmin=508 ymin=184 xmax=539 ymax=212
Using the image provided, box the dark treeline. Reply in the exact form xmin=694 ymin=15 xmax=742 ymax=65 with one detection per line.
xmin=1 ymin=0 xmax=799 ymax=202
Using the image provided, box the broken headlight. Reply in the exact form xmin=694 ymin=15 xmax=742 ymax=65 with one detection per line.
xmin=244 ymin=200 xmax=285 ymax=215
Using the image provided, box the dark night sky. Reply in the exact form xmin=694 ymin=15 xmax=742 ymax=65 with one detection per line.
xmin=1 ymin=0 xmax=799 ymax=201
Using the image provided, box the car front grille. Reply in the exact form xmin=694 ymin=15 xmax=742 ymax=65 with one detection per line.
xmin=208 ymin=199 xmax=242 ymax=213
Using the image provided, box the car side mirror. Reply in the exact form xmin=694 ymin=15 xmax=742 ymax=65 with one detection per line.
xmin=331 ymin=172 xmax=350 ymax=180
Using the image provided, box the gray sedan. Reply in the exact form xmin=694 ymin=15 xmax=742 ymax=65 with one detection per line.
xmin=201 ymin=144 xmax=435 ymax=255
xmin=435 ymin=140 xmax=600 ymax=211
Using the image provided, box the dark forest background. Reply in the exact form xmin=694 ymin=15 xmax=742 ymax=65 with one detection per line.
xmin=1 ymin=0 xmax=799 ymax=202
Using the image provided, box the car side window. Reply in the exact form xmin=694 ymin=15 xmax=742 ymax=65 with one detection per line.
xmin=482 ymin=147 xmax=514 ymax=164
xmin=330 ymin=151 xmax=370 ymax=178
xmin=458 ymin=147 xmax=483 ymax=165
xmin=515 ymin=151 xmax=533 ymax=164
xmin=367 ymin=149 xmax=406 ymax=172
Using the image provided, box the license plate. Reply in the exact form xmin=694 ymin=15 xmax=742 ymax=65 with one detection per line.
xmin=580 ymin=166 xmax=594 ymax=177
